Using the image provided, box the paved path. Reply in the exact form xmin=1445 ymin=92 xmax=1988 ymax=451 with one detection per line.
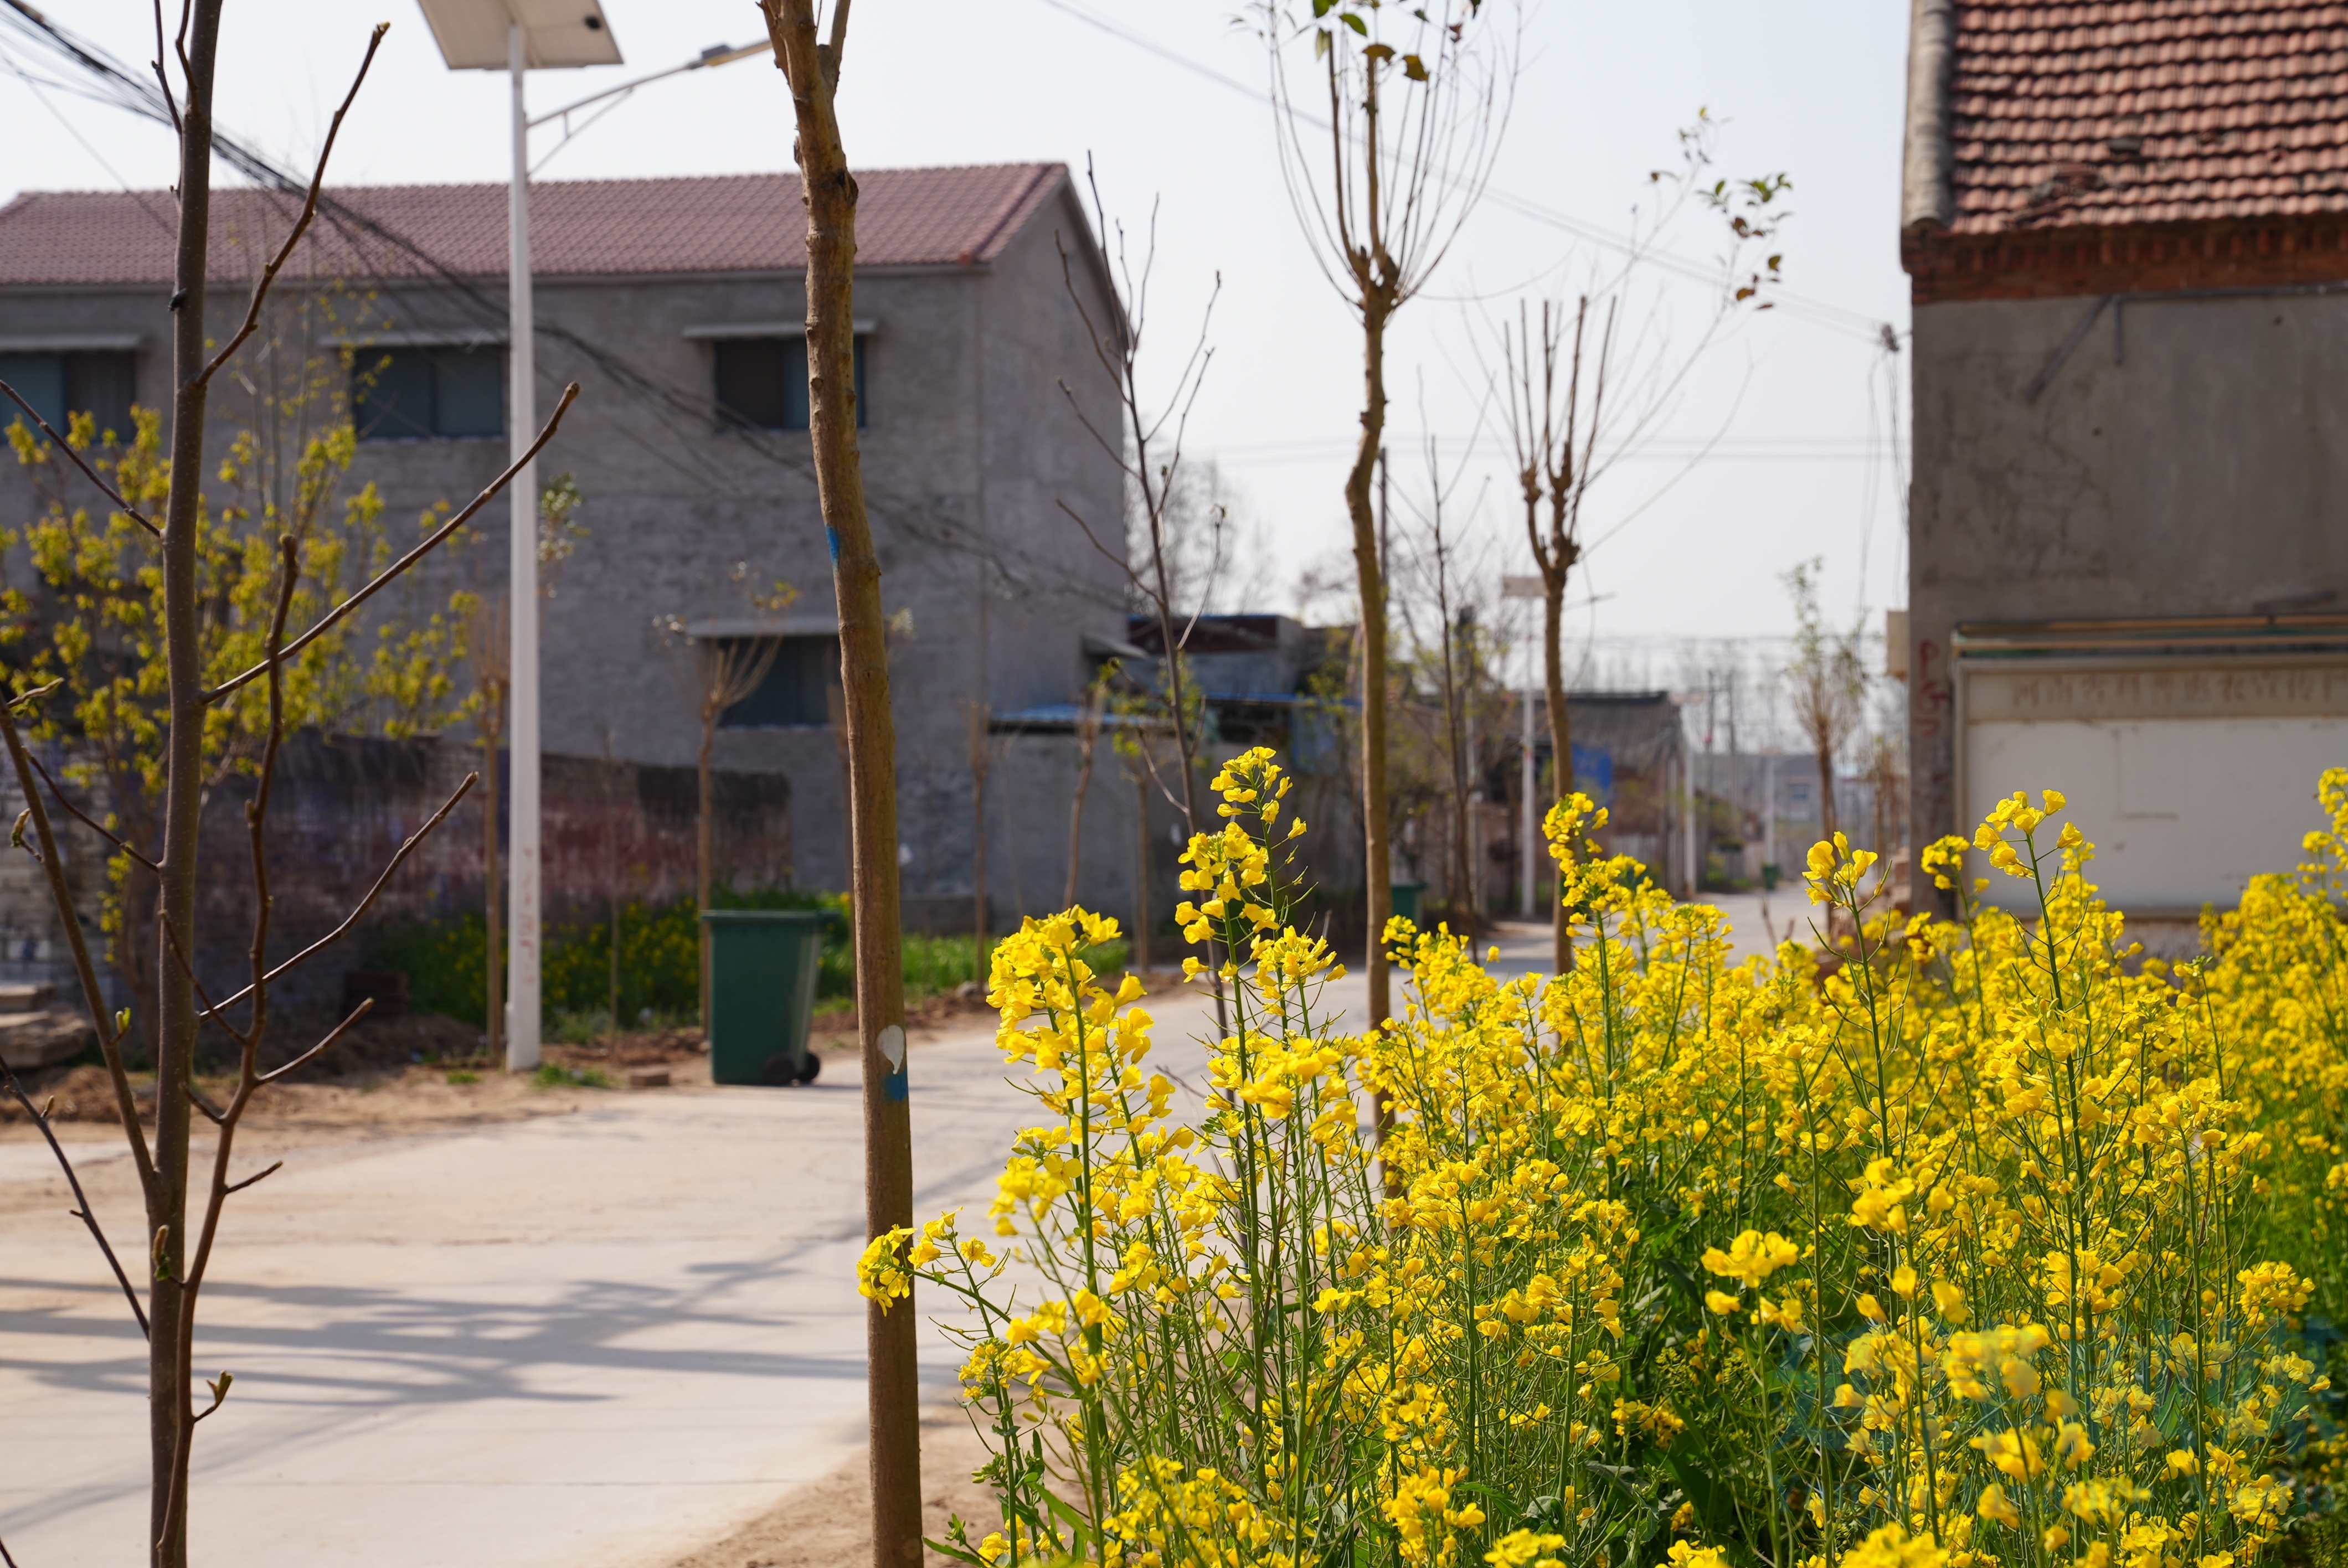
xmin=0 ymin=1022 xmax=1063 ymax=1568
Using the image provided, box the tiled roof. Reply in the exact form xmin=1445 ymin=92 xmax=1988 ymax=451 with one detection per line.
xmin=0 ymin=164 xmax=1066 ymax=285
xmin=1942 ymin=2 xmax=2348 ymax=233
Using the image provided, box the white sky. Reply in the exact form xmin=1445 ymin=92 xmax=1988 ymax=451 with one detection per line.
xmin=0 ymin=0 xmax=1913 ymax=668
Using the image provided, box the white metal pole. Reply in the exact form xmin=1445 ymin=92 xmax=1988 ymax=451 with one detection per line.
xmin=1518 ymin=679 xmax=1535 ymax=918
xmin=505 ymin=21 xmax=542 ymax=1072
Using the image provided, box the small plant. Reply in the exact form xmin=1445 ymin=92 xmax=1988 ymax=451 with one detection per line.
xmin=531 ymin=1062 xmax=614 ymax=1091
xmin=443 ymin=1069 xmax=479 ymax=1086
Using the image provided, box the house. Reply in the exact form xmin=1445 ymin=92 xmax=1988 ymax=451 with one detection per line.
xmin=1900 ymin=0 xmax=2348 ymax=919
xmin=0 ymin=164 xmax=1132 ymax=986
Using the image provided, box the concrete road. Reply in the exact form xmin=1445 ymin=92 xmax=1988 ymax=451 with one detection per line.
xmin=0 ymin=1021 xmax=1057 ymax=1568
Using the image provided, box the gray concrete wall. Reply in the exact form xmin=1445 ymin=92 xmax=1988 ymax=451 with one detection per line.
xmin=0 ymin=173 xmax=1150 ymax=963
xmin=1906 ymin=288 xmax=2348 ymax=860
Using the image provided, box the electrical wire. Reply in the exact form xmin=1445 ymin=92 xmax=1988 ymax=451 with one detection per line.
xmin=0 ymin=0 xmax=1127 ymax=613
xmin=1031 ymin=0 xmax=1893 ymax=345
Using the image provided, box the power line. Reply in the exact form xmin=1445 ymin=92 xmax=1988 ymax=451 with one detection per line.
xmin=1031 ymin=0 xmax=1893 ymax=344
xmin=0 ymin=0 xmax=1130 ymax=613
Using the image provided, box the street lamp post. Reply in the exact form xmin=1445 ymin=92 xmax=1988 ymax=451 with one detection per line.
xmin=418 ymin=3 xmax=756 ymax=1070
xmin=419 ymin=0 xmax=620 ymax=1071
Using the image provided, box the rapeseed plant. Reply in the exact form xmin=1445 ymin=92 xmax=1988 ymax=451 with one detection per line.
xmin=860 ymin=750 xmax=2346 ymax=1568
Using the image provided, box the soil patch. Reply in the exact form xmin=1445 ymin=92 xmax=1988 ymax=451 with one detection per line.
xmin=665 ymin=1404 xmax=998 ymax=1568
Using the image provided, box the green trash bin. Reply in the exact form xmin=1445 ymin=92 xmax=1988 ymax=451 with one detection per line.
xmin=1390 ymin=883 xmax=1427 ymax=924
xmin=700 ymin=909 xmax=831 ymax=1086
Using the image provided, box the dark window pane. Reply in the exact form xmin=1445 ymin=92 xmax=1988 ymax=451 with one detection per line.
xmin=63 ymin=353 xmax=135 ymax=440
xmin=781 ymin=337 xmax=811 ymax=431
xmin=431 ymin=347 xmax=503 ymax=437
xmin=0 ymin=353 xmax=65 ymax=435
xmin=353 ymin=345 xmax=504 ymax=440
xmin=714 ymin=338 xmax=789 ymax=430
xmin=717 ymin=337 xmax=866 ymax=434
xmin=719 ymin=635 xmax=840 ymax=728
xmin=354 ymin=348 xmax=435 ymax=440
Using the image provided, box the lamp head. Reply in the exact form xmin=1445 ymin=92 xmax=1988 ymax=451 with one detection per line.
xmin=418 ymin=0 xmax=623 ymax=69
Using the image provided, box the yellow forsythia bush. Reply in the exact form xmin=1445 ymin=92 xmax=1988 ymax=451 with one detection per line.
xmin=860 ymin=749 xmax=2347 ymax=1568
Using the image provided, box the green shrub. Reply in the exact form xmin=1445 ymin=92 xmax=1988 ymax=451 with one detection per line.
xmin=367 ymin=889 xmax=1126 ymax=1029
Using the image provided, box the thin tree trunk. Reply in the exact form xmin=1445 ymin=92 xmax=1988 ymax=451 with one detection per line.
xmin=484 ymin=699 xmax=503 ymax=1061
xmin=1437 ymin=596 xmax=1474 ymax=944
xmin=969 ymin=701 xmax=990 ymax=968
xmin=1542 ymin=579 xmax=1571 ymax=974
xmin=1348 ymin=298 xmax=1393 ymax=1033
xmin=759 ymin=9 xmax=919 ymax=1565
xmin=1817 ymin=741 xmax=1839 ymax=844
xmin=1131 ymin=764 xmax=1151 ymax=974
xmin=1064 ymin=712 xmax=1097 ymax=910
xmin=699 ymin=707 xmax=715 ymax=1031
xmin=153 ymin=9 xmax=226 ymax=1560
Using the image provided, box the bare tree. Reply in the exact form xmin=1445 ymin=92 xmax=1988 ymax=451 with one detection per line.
xmin=1782 ymin=557 xmax=1866 ymax=845
xmin=751 ymin=6 xmax=923 ymax=1559
xmin=1494 ymin=120 xmax=1790 ymax=964
xmin=660 ymin=621 xmax=784 ymax=1028
xmin=466 ymin=592 xmax=511 ymax=1061
xmin=1052 ymin=162 xmax=1229 ymax=1031
xmin=1122 ymin=732 xmax=1154 ymax=974
xmin=1389 ymin=427 xmax=1491 ymax=941
xmin=1266 ymin=0 xmax=1512 ymax=1030
xmin=1064 ymin=673 xmax=1109 ymax=908
xmin=594 ymin=715 xmax=628 ymax=1036
xmin=0 ymin=14 xmax=573 ymax=1559
xmin=966 ymin=698 xmax=994 ymax=958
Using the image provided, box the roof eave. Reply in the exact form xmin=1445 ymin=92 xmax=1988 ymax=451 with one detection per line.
xmin=1898 ymin=0 xmax=1955 ymax=244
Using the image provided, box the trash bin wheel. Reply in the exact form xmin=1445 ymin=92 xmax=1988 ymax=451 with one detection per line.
xmin=797 ymin=1052 xmax=822 ymax=1085
xmin=758 ymin=1053 xmax=799 ymax=1087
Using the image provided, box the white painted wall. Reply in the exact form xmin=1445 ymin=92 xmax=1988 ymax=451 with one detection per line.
xmin=1964 ymin=713 xmax=2347 ymax=913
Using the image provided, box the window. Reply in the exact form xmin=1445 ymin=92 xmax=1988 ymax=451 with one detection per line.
xmin=352 ymin=345 xmax=504 ymax=440
xmin=713 ymin=336 xmax=866 ymax=432
xmin=0 ymin=351 xmax=136 ymax=441
xmin=719 ymin=636 xmax=840 ymax=729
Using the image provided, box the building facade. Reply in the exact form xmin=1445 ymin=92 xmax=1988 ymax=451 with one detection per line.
xmin=0 ymin=164 xmax=1136 ymax=992
xmin=1901 ymin=0 xmax=2348 ymax=916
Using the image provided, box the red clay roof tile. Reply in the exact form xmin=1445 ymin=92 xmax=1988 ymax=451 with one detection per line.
xmin=0 ymin=164 xmax=1065 ymax=286
xmin=1946 ymin=1 xmax=2348 ymax=233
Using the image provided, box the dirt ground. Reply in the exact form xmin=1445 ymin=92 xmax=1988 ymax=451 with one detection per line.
xmin=665 ymin=1406 xmax=1001 ymax=1568
xmin=0 ymin=968 xmax=1182 ymax=1143
xmin=0 ymin=984 xmax=1024 ymax=1138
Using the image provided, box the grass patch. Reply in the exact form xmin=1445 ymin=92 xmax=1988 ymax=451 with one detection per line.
xmin=368 ymin=893 xmax=1132 ymax=1029
xmin=443 ymin=1069 xmax=480 ymax=1086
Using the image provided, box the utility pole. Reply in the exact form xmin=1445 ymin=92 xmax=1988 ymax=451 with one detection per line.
xmin=503 ymin=18 xmax=542 ymax=1072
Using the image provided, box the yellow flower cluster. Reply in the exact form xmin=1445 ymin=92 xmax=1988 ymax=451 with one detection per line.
xmin=882 ymin=759 xmax=2348 ymax=1568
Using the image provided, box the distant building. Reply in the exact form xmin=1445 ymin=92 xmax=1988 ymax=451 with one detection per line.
xmin=1900 ymin=1 xmax=2348 ymax=917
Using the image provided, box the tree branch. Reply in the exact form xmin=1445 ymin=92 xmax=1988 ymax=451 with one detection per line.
xmin=206 ymin=383 xmax=579 ymax=703
xmin=221 ymin=1160 xmax=280 ymax=1195
xmin=23 ymin=745 xmax=160 ymax=872
xmin=257 ymin=1000 xmax=369 ymax=1086
xmin=0 ymin=379 xmax=162 ymax=537
xmin=0 ymin=1046 xmax=151 ymax=1336
xmin=194 ymin=24 xmax=387 ymax=389
xmin=0 ymin=684 xmax=155 ymax=1193
xmin=209 ymin=773 xmax=476 ymax=1015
